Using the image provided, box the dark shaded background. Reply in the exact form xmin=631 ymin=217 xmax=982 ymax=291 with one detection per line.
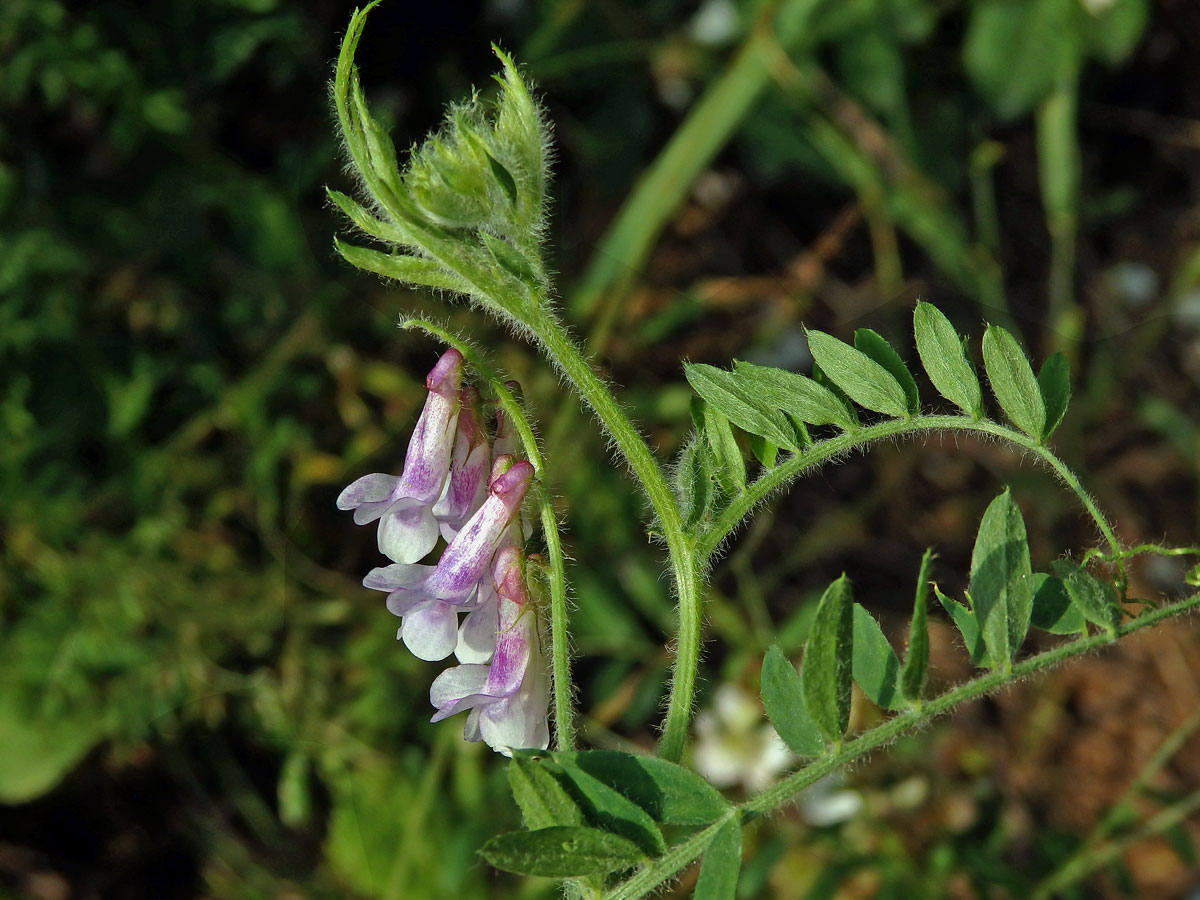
xmin=2 ymin=0 xmax=1199 ymax=897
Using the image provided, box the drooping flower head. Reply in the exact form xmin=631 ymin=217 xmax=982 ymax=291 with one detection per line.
xmin=362 ymin=456 xmax=535 ymax=661
xmin=429 ymin=543 xmax=549 ymax=756
xmin=337 ymin=348 xmax=464 ymax=563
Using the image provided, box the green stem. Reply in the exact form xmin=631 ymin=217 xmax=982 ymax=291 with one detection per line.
xmin=603 ymin=814 xmax=734 ymax=900
xmin=744 ymin=592 xmax=1200 ymax=816
xmin=602 ymin=592 xmax=1200 ymax=900
xmin=697 ymin=416 xmax=1125 ymax=578
xmin=520 ymin=305 xmax=702 ymax=762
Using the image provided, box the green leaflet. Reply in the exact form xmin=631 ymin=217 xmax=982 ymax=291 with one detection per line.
xmin=760 ymin=645 xmax=825 ymax=756
xmin=1029 ymin=572 xmax=1087 ymax=635
xmin=684 ymin=363 xmax=800 ymax=451
xmin=677 ymin=435 xmax=715 ymax=530
xmin=806 ymin=329 xmax=910 ymax=418
xmin=479 ymin=826 xmax=644 ymax=877
xmin=912 ymin=301 xmax=982 ymax=418
xmin=553 ymin=757 xmax=667 ymax=855
xmin=698 ymin=399 xmax=746 ymax=496
xmin=935 ymin=585 xmax=986 ymax=666
xmin=554 ymin=750 xmax=729 ymax=825
xmin=748 ymin=432 xmax=779 ymax=468
xmin=480 ymin=231 xmax=542 ymax=288
xmin=732 ymin=360 xmax=856 ymax=430
xmin=333 ymin=239 xmax=466 ymax=292
xmin=900 ymin=548 xmax=933 ymax=705
xmin=1037 ymin=351 xmax=1071 ymax=439
xmin=508 ymin=757 xmax=584 ymax=829
xmin=800 ymin=575 xmax=854 ymax=743
xmin=694 ymin=816 xmax=742 ymax=900
xmin=969 ymin=488 xmax=1034 ymax=667
xmin=854 ymin=328 xmax=920 ymax=415
xmin=851 ymin=603 xmax=901 ymax=710
xmin=982 ymin=324 xmax=1046 ymax=440
xmin=1051 ymin=559 xmax=1121 ymax=635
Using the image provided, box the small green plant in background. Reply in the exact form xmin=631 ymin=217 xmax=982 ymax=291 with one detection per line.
xmin=328 ymin=4 xmax=1200 ymax=898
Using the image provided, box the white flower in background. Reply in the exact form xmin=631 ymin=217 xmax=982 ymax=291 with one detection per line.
xmin=693 ymin=684 xmax=793 ymax=792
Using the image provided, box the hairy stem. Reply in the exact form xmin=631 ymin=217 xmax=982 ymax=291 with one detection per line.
xmin=521 ymin=305 xmax=702 ymax=762
xmin=698 ymin=416 xmax=1125 ymax=572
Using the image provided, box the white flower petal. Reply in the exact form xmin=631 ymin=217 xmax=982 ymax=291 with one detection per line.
xmin=337 ymin=473 xmax=401 ymax=510
xmin=400 ymin=600 xmax=460 ymax=661
xmin=455 ymin=589 xmax=498 ymax=663
xmin=377 ymin=498 xmax=440 ymax=564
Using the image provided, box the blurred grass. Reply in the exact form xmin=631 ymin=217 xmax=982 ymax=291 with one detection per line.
xmin=2 ymin=0 xmax=1199 ymax=897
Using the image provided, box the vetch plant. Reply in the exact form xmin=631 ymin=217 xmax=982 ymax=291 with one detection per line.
xmin=330 ymin=4 xmax=1200 ymax=897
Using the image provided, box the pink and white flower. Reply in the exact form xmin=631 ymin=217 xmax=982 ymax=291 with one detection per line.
xmin=429 ymin=543 xmax=549 ymax=756
xmin=337 ymin=348 xmax=464 ymax=564
xmin=362 ymin=456 xmax=534 ymax=661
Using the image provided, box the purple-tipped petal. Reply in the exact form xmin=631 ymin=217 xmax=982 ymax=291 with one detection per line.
xmin=395 ymin=350 xmax=464 ymax=503
xmin=363 ymin=562 xmax=433 ymax=592
xmin=433 ymin=443 xmax=491 ymax=541
xmin=426 ymin=458 xmax=533 ymax=603
xmin=362 ymin=563 xmax=434 ymax=617
xmin=337 ymin=473 xmax=402 ymax=512
xmin=429 ymin=664 xmax=489 ymax=721
xmin=400 ymin=599 xmax=460 ymax=661
xmin=377 ymin=497 xmax=440 ymax=563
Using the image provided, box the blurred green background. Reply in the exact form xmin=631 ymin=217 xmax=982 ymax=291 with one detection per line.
xmin=3 ymin=0 xmax=1200 ymax=897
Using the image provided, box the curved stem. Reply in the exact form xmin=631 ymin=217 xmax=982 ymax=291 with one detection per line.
xmin=603 ymin=591 xmax=1200 ymax=900
xmin=697 ymin=416 xmax=1125 ymax=575
xmin=520 ymin=305 xmax=701 ymax=762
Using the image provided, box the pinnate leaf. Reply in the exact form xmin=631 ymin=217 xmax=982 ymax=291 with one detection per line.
xmin=913 ymin=301 xmax=982 ymax=418
xmin=851 ymin=603 xmax=901 ymax=710
xmin=761 ymin=646 xmax=825 ymax=756
xmin=479 ymin=825 xmax=644 ymax=876
xmin=854 ymin=328 xmax=920 ymax=414
xmin=801 ymin=575 xmax=854 ymax=743
xmin=694 ymin=816 xmax=742 ymax=900
xmin=806 ymin=329 xmax=910 ymax=418
xmin=969 ymin=488 xmax=1034 ymax=667
xmin=982 ymin=324 xmax=1046 ymax=439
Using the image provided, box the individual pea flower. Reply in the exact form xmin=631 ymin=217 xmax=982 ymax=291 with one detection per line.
xmin=430 ymin=385 xmax=491 ymax=542
xmin=429 ymin=543 xmax=550 ymax=756
xmin=337 ymin=348 xmax=463 ymax=564
xmin=362 ymin=456 xmax=534 ymax=661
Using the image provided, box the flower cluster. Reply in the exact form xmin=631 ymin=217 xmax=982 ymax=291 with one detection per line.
xmin=338 ymin=348 xmax=548 ymax=755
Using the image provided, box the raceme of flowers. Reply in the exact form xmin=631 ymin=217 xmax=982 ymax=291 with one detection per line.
xmin=338 ymin=348 xmax=549 ymax=756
